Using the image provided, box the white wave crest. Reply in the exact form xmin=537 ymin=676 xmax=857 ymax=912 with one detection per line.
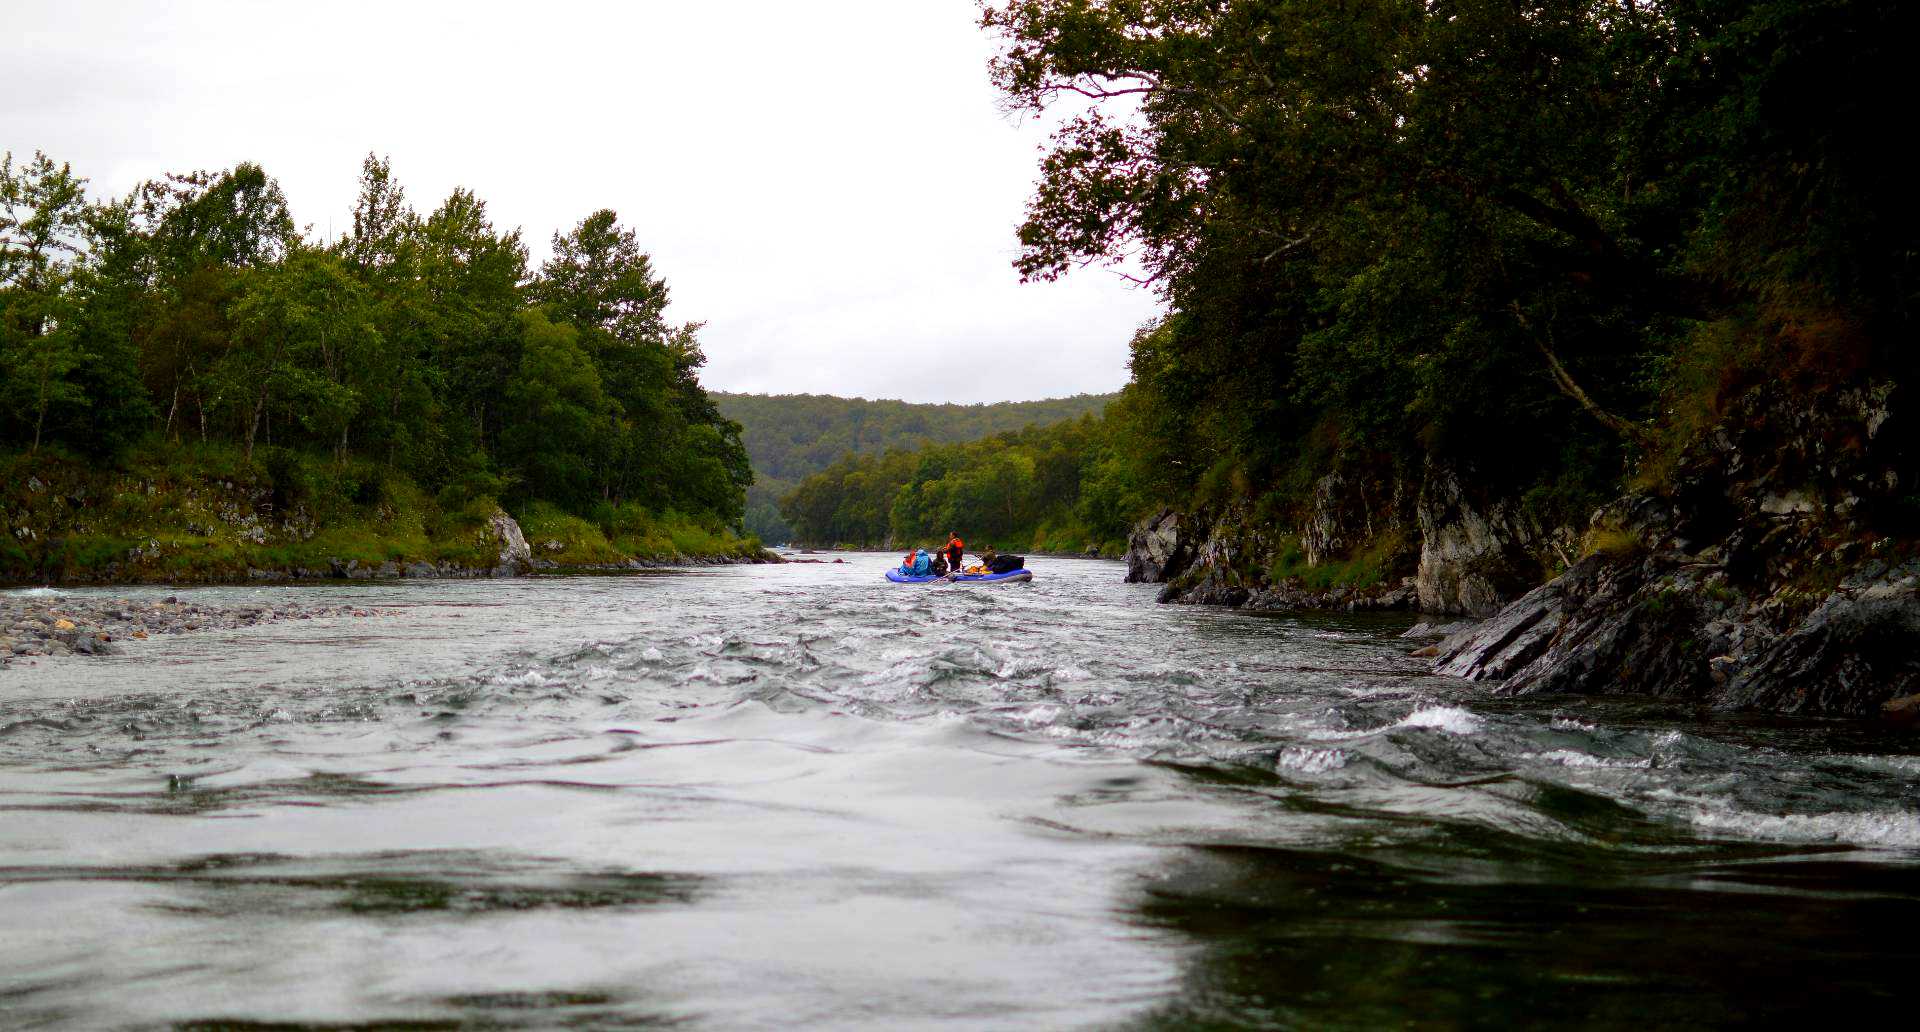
xmin=1007 ymin=705 xmax=1062 ymax=725
xmin=1277 ymin=747 xmax=1348 ymax=773
xmin=1308 ymin=703 xmax=1486 ymax=740
xmin=1690 ymin=808 xmax=1920 ymax=848
xmin=1834 ymin=753 xmax=1920 ymax=775
xmin=1399 ymin=705 xmax=1484 ymax=735
xmin=1532 ymin=749 xmax=1651 ymax=769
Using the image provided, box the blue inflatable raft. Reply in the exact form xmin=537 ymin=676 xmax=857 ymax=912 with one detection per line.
xmin=885 ymin=568 xmax=1033 ymax=584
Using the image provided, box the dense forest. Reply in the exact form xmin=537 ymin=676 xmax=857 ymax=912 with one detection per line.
xmin=713 ymin=391 xmax=1111 ymax=542
xmin=778 ymin=407 xmax=1152 ymax=554
xmin=0 ymin=153 xmax=754 ymax=570
xmin=945 ymin=0 xmax=1913 ymax=573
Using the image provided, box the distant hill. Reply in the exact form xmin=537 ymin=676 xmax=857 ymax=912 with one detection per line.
xmin=710 ymin=391 xmax=1116 ymax=542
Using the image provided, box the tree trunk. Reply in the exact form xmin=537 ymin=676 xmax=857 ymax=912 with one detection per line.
xmin=1512 ymin=304 xmax=1651 ymax=448
xmin=245 ymin=387 xmax=268 ymax=461
xmin=29 ymin=346 xmax=49 ymax=455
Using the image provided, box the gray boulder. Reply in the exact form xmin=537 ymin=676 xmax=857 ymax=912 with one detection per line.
xmin=486 ymin=508 xmax=532 ymax=574
xmin=1126 ymin=508 xmax=1194 ymax=584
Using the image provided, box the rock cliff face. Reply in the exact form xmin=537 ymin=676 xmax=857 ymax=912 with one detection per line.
xmin=1414 ymin=464 xmax=1550 ymax=616
xmin=1125 ymin=508 xmax=1193 ymax=584
xmin=1130 ymin=463 xmax=1554 ymax=616
xmin=1122 ymin=381 xmax=1918 ymax=717
xmin=1434 ymin=383 xmax=1919 ymax=717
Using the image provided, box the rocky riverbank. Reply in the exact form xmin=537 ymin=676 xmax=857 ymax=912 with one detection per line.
xmin=1 ymin=594 xmax=390 ymax=666
xmin=1125 ymin=382 xmax=1920 ymax=719
xmin=1432 ymin=382 xmax=1920 ymax=719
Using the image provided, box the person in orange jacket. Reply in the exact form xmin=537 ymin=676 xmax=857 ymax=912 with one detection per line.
xmin=945 ymin=532 xmax=964 ymax=573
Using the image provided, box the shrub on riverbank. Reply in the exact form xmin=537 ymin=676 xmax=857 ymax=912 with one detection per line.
xmin=0 ymin=445 xmax=761 ymax=584
xmin=516 ymin=501 xmax=762 ymax=566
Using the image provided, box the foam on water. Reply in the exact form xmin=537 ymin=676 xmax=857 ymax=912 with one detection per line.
xmin=1313 ymin=703 xmax=1488 ymax=739
xmin=1399 ymin=705 xmax=1485 ymax=735
xmin=1277 ymin=746 xmax=1348 ymax=773
xmin=1531 ymin=749 xmax=1652 ymax=769
xmin=7 ymin=556 xmax=1920 ymax=1029
xmin=1690 ymin=807 xmax=1920 ymax=848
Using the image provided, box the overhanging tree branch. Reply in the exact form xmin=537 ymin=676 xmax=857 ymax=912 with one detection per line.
xmin=1511 ymin=303 xmax=1651 ymax=447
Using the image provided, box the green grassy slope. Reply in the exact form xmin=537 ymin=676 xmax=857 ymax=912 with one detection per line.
xmin=1 ymin=444 xmax=762 ymax=585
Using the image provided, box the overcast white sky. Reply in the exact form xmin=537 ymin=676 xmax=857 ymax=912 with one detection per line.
xmin=3 ymin=0 xmax=1162 ymax=403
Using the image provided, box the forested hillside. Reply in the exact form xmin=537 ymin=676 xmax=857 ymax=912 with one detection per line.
xmin=967 ymin=0 xmax=1912 ymax=592
xmin=963 ymin=0 xmax=1920 ymax=717
xmin=712 ymin=391 xmax=1112 ymax=542
xmin=0 ymin=153 xmax=756 ymax=579
xmin=779 ymin=408 xmax=1149 ymax=555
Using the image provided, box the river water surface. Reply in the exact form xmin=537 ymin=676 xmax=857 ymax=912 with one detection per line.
xmin=3 ymin=556 xmax=1917 ymax=1029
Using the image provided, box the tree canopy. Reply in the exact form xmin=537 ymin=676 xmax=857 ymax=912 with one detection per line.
xmin=0 ymin=153 xmax=750 ymax=528
xmin=979 ymin=0 xmax=1916 ymax=523
xmin=713 ymin=390 xmax=1114 ymax=541
xmin=779 ymin=410 xmax=1147 ymax=553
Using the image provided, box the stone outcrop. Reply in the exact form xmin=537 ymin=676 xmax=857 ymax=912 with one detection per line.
xmin=1123 ymin=462 xmax=1544 ymax=617
xmin=1434 ymin=382 xmax=1920 ymax=717
xmin=485 ymin=507 xmax=532 ymax=577
xmin=1414 ymin=463 xmax=1551 ymax=616
xmin=1126 ymin=508 xmax=1194 ymax=584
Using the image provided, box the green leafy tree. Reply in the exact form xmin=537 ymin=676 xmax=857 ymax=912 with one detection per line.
xmin=0 ymin=153 xmax=753 ymax=535
xmin=498 ymin=309 xmax=618 ymax=508
xmin=975 ymin=0 xmax=1916 ymax=547
xmin=215 ymin=246 xmax=377 ymax=459
xmin=0 ymin=151 xmax=91 ymax=452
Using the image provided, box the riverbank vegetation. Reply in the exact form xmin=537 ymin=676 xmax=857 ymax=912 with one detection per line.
xmin=778 ymin=406 xmax=1153 ymax=555
xmin=964 ymin=0 xmax=1913 ymax=587
xmin=0 ymin=154 xmax=758 ymax=579
xmin=712 ymin=391 xmax=1113 ymax=543
xmin=1 ymin=440 xmax=759 ymax=584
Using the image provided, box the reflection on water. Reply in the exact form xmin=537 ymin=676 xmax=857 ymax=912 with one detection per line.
xmin=2 ymin=558 xmax=1917 ymax=1029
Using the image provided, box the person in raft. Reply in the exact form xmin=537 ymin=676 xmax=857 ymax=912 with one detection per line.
xmin=960 ymin=543 xmax=996 ymax=576
xmin=899 ymin=549 xmax=934 ymax=577
xmin=945 ymin=532 xmax=965 ymax=573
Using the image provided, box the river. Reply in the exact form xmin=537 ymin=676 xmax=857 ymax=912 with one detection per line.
xmin=2 ymin=556 xmax=1916 ymax=1028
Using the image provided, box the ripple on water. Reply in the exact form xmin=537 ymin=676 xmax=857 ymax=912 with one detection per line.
xmin=6 ymin=560 xmax=1920 ymax=1029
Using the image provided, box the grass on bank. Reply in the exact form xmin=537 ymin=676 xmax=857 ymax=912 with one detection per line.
xmin=515 ymin=501 xmax=762 ymax=565
xmin=1268 ymin=531 xmax=1407 ymax=592
xmin=1 ymin=443 xmax=760 ymax=583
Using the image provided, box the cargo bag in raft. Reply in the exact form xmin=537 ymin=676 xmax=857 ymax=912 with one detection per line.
xmin=987 ymin=554 xmax=1025 ymax=574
